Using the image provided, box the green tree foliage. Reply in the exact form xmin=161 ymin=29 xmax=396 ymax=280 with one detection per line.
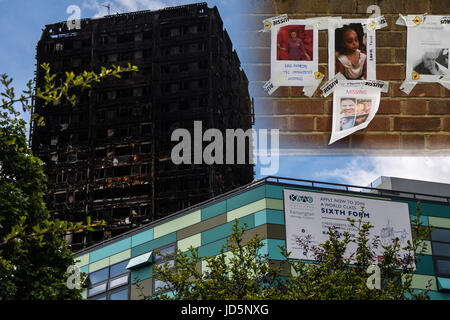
xmin=0 ymin=63 xmax=137 ymax=299
xmin=150 ymin=204 xmax=431 ymax=300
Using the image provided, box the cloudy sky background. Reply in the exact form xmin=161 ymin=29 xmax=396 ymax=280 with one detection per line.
xmin=1 ymin=0 xmax=450 ymax=189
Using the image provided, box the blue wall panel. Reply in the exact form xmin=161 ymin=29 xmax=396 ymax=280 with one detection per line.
xmin=259 ymin=239 xmax=286 ymax=261
xmin=226 ymin=185 xmax=265 ymax=212
xmin=89 ymin=238 xmax=131 ymax=263
xmin=198 ymin=238 xmax=227 ymax=257
xmin=202 ymin=214 xmax=254 ymax=246
xmin=416 ymin=254 xmax=435 ymax=276
xmin=407 ymin=201 xmax=450 ymax=218
xmin=201 ymin=200 xmax=227 ymax=220
xmin=131 ymin=232 xmax=177 ymax=258
xmin=131 ymin=228 xmax=154 ymax=247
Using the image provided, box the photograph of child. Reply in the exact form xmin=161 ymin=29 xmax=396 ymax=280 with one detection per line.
xmin=335 ymin=24 xmax=367 ymax=80
xmin=277 ymin=25 xmax=313 ymax=61
xmin=340 ymin=116 xmax=355 ymax=131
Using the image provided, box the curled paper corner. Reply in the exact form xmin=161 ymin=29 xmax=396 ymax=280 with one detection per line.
xmin=303 ymin=72 xmax=324 ymax=98
xmin=439 ymin=76 xmax=450 ymax=90
xmin=305 ymin=16 xmax=344 ymax=30
xmin=258 ymin=14 xmax=289 ymax=32
xmin=263 ymin=80 xmax=278 ymax=96
xmin=399 ymin=81 xmax=417 ymax=95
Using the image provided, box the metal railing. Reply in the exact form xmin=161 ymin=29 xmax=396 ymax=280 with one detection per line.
xmin=75 ymin=175 xmax=450 ymax=255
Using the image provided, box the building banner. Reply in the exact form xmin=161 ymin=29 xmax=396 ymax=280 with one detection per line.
xmin=283 ymin=189 xmax=413 ymax=262
xmin=398 ymin=14 xmax=450 ymax=93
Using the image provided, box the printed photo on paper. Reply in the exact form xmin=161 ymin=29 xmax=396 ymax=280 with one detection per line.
xmin=270 ymin=20 xmax=319 ymax=87
xmin=338 ymin=98 xmax=372 ymax=131
xmin=276 ymin=25 xmax=313 ymax=61
xmin=328 ymin=19 xmax=376 ymax=81
xmin=329 ymin=82 xmax=380 ymax=144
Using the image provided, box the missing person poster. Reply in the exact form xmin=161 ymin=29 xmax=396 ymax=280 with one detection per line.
xmin=402 ymin=15 xmax=450 ymax=88
xmin=328 ymin=19 xmax=377 ymax=81
xmin=328 ymin=80 xmax=383 ymax=144
xmin=283 ymin=189 xmax=413 ymax=263
xmin=270 ymin=20 xmax=319 ymax=87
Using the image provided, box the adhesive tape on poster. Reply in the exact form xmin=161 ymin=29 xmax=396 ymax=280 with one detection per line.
xmin=396 ymin=13 xmax=427 ymax=27
xmin=363 ymin=15 xmax=388 ymax=31
xmin=320 ymin=72 xmax=347 ymax=97
xmin=438 ymin=76 xmax=450 ymax=90
xmin=263 ymin=80 xmax=278 ymax=96
xmin=364 ymin=80 xmax=389 ymax=93
xmin=303 ymin=72 xmax=325 ymax=97
xmin=399 ymin=81 xmax=417 ymax=94
xmin=304 ymin=17 xmax=343 ymax=30
xmin=259 ymin=14 xmax=289 ymax=32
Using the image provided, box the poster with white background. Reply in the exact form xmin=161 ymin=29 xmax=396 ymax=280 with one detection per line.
xmin=405 ymin=15 xmax=450 ymax=83
xmin=283 ymin=189 xmax=413 ymax=263
xmin=329 ymin=81 xmax=382 ymax=144
xmin=270 ymin=20 xmax=319 ymax=87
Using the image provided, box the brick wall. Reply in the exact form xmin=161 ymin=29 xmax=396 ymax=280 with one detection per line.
xmin=238 ymin=0 xmax=450 ymax=154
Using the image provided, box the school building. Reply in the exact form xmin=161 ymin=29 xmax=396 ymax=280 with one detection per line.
xmin=75 ymin=176 xmax=450 ymax=300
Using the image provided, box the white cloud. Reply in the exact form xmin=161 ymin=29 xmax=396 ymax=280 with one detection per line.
xmin=317 ymin=157 xmax=450 ymax=187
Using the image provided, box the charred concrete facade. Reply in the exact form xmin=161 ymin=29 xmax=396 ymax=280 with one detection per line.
xmin=31 ymin=3 xmax=254 ymax=251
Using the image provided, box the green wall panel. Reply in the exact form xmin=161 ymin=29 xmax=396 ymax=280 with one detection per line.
xmin=178 ymin=233 xmax=202 ymax=252
xmin=227 ymin=199 xmax=266 ymax=222
xmin=266 ymin=198 xmax=283 ymax=210
xmin=416 ymin=254 xmax=435 ymax=275
xmin=154 ymin=210 xmax=201 ymax=238
xmin=408 ymin=201 xmax=450 ymax=218
xmin=75 ymin=253 xmax=89 ymax=268
xmin=131 ymin=232 xmax=177 ymax=257
xmin=416 ymin=240 xmax=432 ymax=255
xmin=427 ymin=290 xmax=450 ymax=300
xmin=131 ymin=264 xmax=152 ymax=284
xmin=198 ymin=238 xmax=227 ymax=257
xmin=89 ymin=257 xmax=109 ymax=273
xmin=406 ymin=274 xmax=437 ymax=291
xmin=202 ymin=200 xmax=227 ymax=220
xmin=429 ymin=216 xmax=450 ymax=229
xmin=109 ymin=249 xmax=131 ymax=265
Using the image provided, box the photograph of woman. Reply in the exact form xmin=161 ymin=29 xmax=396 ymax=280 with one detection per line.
xmin=277 ymin=25 xmax=313 ymax=61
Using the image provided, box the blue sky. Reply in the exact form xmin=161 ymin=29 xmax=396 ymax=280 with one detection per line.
xmin=1 ymin=0 xmax=449 ymax=188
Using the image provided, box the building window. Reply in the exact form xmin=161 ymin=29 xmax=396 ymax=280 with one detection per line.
xmin=87 ymin=260 xmax=130 ymax=300
xmin=431 ymin=228 xmax=450 ymax=278
xmin=152 ymin=243 xmax=176 ymax=295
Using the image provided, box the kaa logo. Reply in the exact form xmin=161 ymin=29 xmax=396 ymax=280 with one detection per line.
xmin=289 ymin=194 xmax=313 ymax=203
